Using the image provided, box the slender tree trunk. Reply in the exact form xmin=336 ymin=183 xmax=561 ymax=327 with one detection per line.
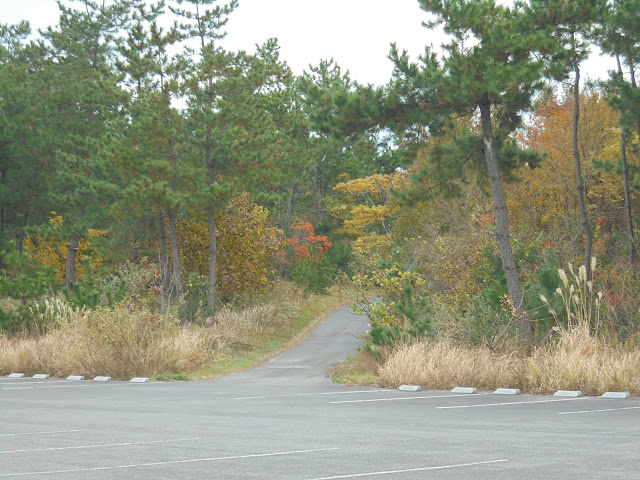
xmin=478 ymin=95 xmax=533 ymax=343
xmin=626 ymin=47 xmax=640 ymax=140
xmin=0 ymin=168 xmax=5 ymax=232
xmin=65 ymin=236 xmax=80 ymax=291
xmin=167 ymin=208 xmax=183 ymax=300
xmin=16 ymin=213 xmax=28 ymax=256
xmin=166 ymin=137 xmax=184 ymax=300
xmin=207 ymin=211 xmax=217 ymax=312
xmin=313 ymin=162 xmax=320 ymax=225
xmin=158 ymin=215 xmax=170 ymax=314
xmin=571 ymin=58 xmax=593 ymax=280
xmin=619 ymin=129 xmax=635 ymax=264
xmin=205 ymin=95 xmax=217 ymax=313
xmin=287 ymin=187 xmax=293 ymax=231
xmin=617 ymin=55 xmax=636 ymax=263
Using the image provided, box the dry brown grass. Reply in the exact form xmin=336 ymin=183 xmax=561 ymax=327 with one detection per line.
xmin=0 ymin=303 xmax=220 ymax=379
xmin=0 ymin=288 xmax=313 ymax=380
xmin=209 ymin=303 xmax=285 ymax=347
xmin=378 ymin=327 xmax=640 ymax=395
xmin=379 ymin=340 xmax=525 ymax=390
xmin=526 ymin=327 xmax=640 ymax=395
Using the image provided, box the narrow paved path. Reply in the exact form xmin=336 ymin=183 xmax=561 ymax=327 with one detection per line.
xmin=221 ymin=305 xmax=369 ymax=383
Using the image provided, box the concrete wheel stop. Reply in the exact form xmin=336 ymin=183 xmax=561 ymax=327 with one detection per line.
xmin=554 ymin=390 xmax=582 ymax=397
xmin=451 ymin=387 xmax=477 ymax=394
xmin=398 ymin=384 xmax=422 ymax=392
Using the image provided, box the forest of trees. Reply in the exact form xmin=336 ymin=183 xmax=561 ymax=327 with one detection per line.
xmin=1 ymin=0 xmax=638 ymax=351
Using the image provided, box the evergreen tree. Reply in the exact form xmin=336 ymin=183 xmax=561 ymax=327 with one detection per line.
xmin=41 ymin=0 xmax=132 ymax=291
xmin=598 ymin=0 xmax=640 ymax=262
xmin=0 ymin=23 xmax=52 ymax=255
xmin=528 ymin=0 xmax=607 ymax=281
xmin=115 ymin=2 xmax=190 ymax=309
xmin=386 ymin=0 xmax=553 ymax=342
xmin=172 ymin=0 xmax=290 ymax=313
xmin=296 ymin=60 xmax=392 ymax=226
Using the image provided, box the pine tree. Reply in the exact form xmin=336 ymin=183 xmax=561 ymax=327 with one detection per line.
xmin=296 ymin=60 xmax=391 ymax=226
xmin=386 ymin=0 xmax=554 ymax=342
xmin=171 ymin=0 xmax=290 ymax=313
xmin=0 ymin=22 xmax=52 ymax=255
xmin=528 ymin=0 xmax=608 ymax=281
xmin=115 ymin=2 xmax=190 ymax=309
xmin=41 ymin=0 xmax=132 ymax=291
xmin=598 ymin=0 xmax=640 ymax=262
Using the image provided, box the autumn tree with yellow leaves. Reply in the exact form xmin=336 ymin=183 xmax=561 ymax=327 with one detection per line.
xmin=177 ymin=194 xmax=284 ymax=302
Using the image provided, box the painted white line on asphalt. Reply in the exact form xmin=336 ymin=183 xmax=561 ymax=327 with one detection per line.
xmin=0 ymin=430 xmax=80 ymax=437
xmin=2 ymin=383 xmax=134 ymax=390
xmin=558 ymin=406 xmax=640 ymax=415
xmin=0 ymin=437 xmax=199 ymax=454
xmin=2 ymin=385 xmax=98 ymax=390
xmin=0 ymin=381 xmax=69 ymax=385
xmin=330 ymin=393 xmax=489 ymax=404
xmin=437 ymin=397 xmax=589 ymax=409
xmin=236 ymin=390 xmax=386 ymax=400
xmin=0 ymin=447 xmax=341 ymax=477
xmin=302 ymin=459 xmax=509 ymax=479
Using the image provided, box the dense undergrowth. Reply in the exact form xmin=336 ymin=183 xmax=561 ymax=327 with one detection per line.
xmin=333 ymin=258 xmax=640 ymax=395
xmin=0 ymin=277 xmax=345 ymax=380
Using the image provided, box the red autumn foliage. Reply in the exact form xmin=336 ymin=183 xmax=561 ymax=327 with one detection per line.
xmin=281 ymin=220 xmax=332 ymax=265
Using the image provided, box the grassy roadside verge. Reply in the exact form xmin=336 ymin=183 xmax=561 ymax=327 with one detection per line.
xmin=331 ymin=328 xmax=640 ymax=396
xmin=0 ymin=282 xmax=348 ymax=381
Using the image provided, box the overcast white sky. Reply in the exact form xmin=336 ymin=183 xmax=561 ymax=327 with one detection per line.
xmin=1 ymin=0 xmax=613 ymax=85
xmin=1 ymin=0 xmax=436 ymax=85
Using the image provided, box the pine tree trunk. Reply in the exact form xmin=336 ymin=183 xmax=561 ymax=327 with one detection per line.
xmin=571 ymin=59 xmax=593 ymax=279
xmin=0 ymin=168 xmax=5 ymax=232
xmin=478 ymin=95 xmax=533 ymax=343
xmin=287 ymin=187 xmax=293 ymax=231
xmin=167 ymin=208 xmax=183 ymax=300
xmin=205 ymin=94 xmax=217 ymax=314
xmin=16 ymin=213 xmax=28 ymax=256
xmin=207 ymin=211 xmax=217 ymax=313
xmin=158 ymin=215 xmax=170 ymax=314
xmin=619 ymin=129 xmax=635 ymax=264
xmin=165 ymin=137 xmax=184 ymax=301
xmin=626 ymin=47 xmax=640 ymax=140
xmin=65 ymin=236 xmax=80 ymax=292
xmin=617 ymin=55 xmax=636 ymax=263
xmin=313 ymin=162 xmax=320 ymax=225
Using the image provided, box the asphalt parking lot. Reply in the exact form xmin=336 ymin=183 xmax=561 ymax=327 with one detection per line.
xmin=2 ymin=307 xmax=638 ymax=479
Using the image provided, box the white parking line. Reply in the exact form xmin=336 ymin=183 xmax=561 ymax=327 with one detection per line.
xmin=0 ymin=381 xmax=68 ymax=385
xmin=0 ymin=447 xmax=341 ymax=477
xmin=0 ymin=437 xmax=198 ymax=454
xmin=236 ymin=390 xmax=386 ymax=400
xmin=0 ymin=430 xmax=80 ymax=437
xmin=437 ymin=397 xmax=589 ymax=409
xmin=330 ymin=393 xmax=488 ymax=404
xmin=302 ymin=459 xmax=509 ymax=479
xmin=558 ymin=406 xmax=640 ymax=415
xmin=1 ymin=383 xmax=131 ymax=390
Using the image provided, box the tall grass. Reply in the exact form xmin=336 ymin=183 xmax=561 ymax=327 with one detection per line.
xmin=0 ymin=282 xmax=339 ymax=380
xmin=0 ymin=299 xmax=286 ymax=379
xmin=378 ymin=340 xmax=524 ymax=390
xmin=210 ymin=303 xmax=284 ymax=348
xmin=378 ymin=332 xmax=640 ymax=395
xmin=0 ymin=302 xmax=220 ymax=379
xmin=377 ymin=258 xmax=640 ymax=395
